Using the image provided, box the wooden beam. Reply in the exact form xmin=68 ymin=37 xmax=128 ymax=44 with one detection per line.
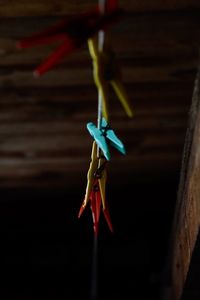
xmin=0 ymin=0 xmax=200 ymax=17
xmin=161 ymin=64 xmax=200 ymax=300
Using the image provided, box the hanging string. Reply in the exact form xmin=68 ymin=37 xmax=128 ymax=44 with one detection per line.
xmin=90 ymin=232 xmax=98 ymax=300
xmin=90 ymin=4 xmax=106 ymax=300
xmin=97 ymin=0 xmax=106 ymax=131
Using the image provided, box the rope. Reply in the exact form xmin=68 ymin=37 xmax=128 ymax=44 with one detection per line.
xmin=97 ymin=0 xmax=106 ymax=131
xmin=90 ymin=5 xmax=106 ymax=300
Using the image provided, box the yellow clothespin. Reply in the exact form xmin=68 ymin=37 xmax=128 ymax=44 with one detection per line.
xmin=88 ymin=36 xmax=133 ymax=121
xmin=79 ymin=141 xmax=107 ymax=213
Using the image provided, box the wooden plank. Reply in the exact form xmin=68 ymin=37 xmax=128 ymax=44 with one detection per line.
xmin=0 ymin=11 xmax=200 ymax=50
xmin=0 ymin=152 xmax=181 ymax=188
xmin=0 ymin=12 xmax=200 ymax=46
xmin=0 ymin=0 xmax=200 ymax=17
xmin=0 ymin=113 xmax=187 ymax=132
xmin=0 ymin=43 xmax=198 ymax=72
xmin=0 ymin=62 xmax=196 ymax=88
xmin=0 ymin=82 xmax=193 ymax=104
xmin=0 ymin=133 xmax=185 ymax=157
xmin=161 ymin=66 xmax=200 ymax=300
xmin=0 ymin=13 xmax=198 ymax=95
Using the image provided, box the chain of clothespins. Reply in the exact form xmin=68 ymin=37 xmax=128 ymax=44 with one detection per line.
xmin=17 ymin=0 xmax=133 ymax=235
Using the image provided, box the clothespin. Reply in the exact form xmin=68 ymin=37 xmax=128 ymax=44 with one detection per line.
xmin=78 ymin=141 xmax=113 ymax=235
xmin=16 ymin=1 xmax=123 ymax=76
xmin=88 ymin=36 xmax=133 ymax=120
xmin=87 ymin=117 xmax=126 ymax=160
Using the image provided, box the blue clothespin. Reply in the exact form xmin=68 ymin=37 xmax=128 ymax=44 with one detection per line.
xmin=87 ymin=118 xmax=126 ymax=160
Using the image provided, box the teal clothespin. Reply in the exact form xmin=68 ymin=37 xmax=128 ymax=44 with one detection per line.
xmin=87 ymin=121 xmax=110 ymax=160
xmin=101 ymin=118 xmax=126 ymax=155
xmin=87 ymin=118 xmax=126 ymax=160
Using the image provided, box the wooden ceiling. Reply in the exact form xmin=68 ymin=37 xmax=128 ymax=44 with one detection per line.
xmin=0 ymin=1 xmax=200 ymax=300
xmin=0 ymin=0 xmax=199 ymax=190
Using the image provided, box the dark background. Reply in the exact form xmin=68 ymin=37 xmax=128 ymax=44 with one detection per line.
xmin=1 ymin=1 xmax=200 ymax=299
xmin=0 ymin=174 xmax=179 ymax=300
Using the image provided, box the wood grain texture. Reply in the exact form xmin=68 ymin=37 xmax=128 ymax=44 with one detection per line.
xmin=0 ymin=0 xmax=200 ymax=17
xmin=161 ymin=68 xmax=200 ymax=300
xmin=0 ymin=2 xmax=199 ymax=188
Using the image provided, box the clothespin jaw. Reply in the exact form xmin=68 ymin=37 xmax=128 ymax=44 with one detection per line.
xmin=88 ymin=36 xmax=133 ymax=119
xmin=87 ymin=123 xmax=111 ymax=160
xmin=89 ymin=181 xmax=113 ymax=235
xmin=96 ymin=157 xmax=107 ymax=209
xmin=101 ymin=117 xmax=126 ymax=155
xmin=90 ymin=187 xmax=101 ymax=235
xmin=103 ymin=207 xmax=113 ymax=233
xmin=103 ymin=42 xmax=134 ymax=118
xmin=87 ymin=118 xmax=126 ymax=160
xmin=83 ymin=141 xmax=99 ymax=208
xmin=17 ymin=3 xmax=123 ymax=76
xmin=78 ymin=141 xmax=113 ymax=235
xmin=78 ymin=141 xmax=107 ymax=215
xmin=80 ymin=180 xmax=113 ymax=235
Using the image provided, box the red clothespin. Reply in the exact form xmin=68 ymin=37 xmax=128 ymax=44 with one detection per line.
xmin=87 ymin=179 xmax=113 ymax=235
xmin=78 ymin=142 xmax=113 ymax=235
xmin=79 ymin=179 xmax=113 ymax=236
xmin=17 ymin=0 xmax=122 ymax=76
